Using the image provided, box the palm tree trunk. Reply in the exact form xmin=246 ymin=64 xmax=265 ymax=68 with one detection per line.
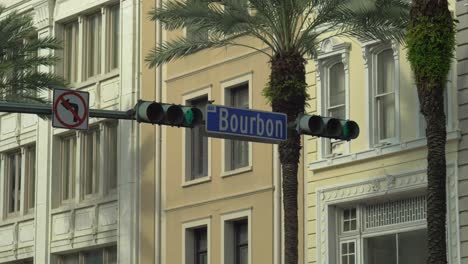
xmin=270 ymin=52 xmax=307 ymax=264
xmin=418 ymin=84 xmax=447 ymax=264
xmin=411 ymin=1 xmax=451 ymax=263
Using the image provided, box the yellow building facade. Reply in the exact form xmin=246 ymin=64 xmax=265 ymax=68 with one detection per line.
xmin=139 ymin=2 xmax=304 ymax=263
xmin=303 ymin=35 xmax=463 ymax=263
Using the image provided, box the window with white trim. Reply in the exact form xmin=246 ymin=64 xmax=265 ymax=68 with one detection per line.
xmin=324 ymin=60 xmax=347 ymax=156
xmin=61 ymin=5 xmax=120 ymax=84
xmin=185 ymin=226 xmax=208 ymax=264
xmin=60 ymin=134 xmax=77 ymax=202
xmin=105 ymin=121 xmax=118 ymax=191
xmin=332 ymin=195 xmax=427 ymax=264
xmin=63 ymin=20 xmax=79 ymax=84
xmin=57 ymin=122 xmax=118 ymax=206
xmin=83 ymin=127 xmax=100 ymax=197
xmin=24 ymin=145 xmax=35 ymax=211
xmin=5 ymin=150 xmax=22 ymax=215
xmin=107 ymin=5 xmax=120 ymax=72
xmin=222 ymin=212 xmax=250 ymax=264
xmin=186 ymin=96 xmax=209 ymax=181
xmin=84 ymin=12 xmax=102 ymax=79
xmin=225 ymin=83 xmax=249 ymax=171
xmin=58 ymin=245 xmax=117 ymax=264
xmin=364 ymin=42 xmax=400 ymax=146
xmin=375 ymin=49 xmax=396 ymax=143
xmin=3 ymin=145 xmax=36 ymax=217
xmin=183 ymin=218 xmax=211 ymax=264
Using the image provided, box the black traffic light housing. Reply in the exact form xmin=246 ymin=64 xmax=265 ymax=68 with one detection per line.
xmin=296 ymin=114 xmax=359 ymax=140
xmin=135 ymin=100 xmax=203 ymax=128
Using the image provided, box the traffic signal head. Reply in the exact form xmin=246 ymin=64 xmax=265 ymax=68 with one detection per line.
xmin=296 ymin=114 xmax=359 ymax=140
xmin=135 ymin=100 xmax=203 ymax=127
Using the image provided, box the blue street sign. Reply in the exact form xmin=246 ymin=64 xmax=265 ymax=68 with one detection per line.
xmin=205 ymin=104 xmax=287 ymax=143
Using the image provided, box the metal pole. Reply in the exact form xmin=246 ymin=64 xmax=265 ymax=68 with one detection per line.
xmin=0 ymin=101 xmax=135 ymax=120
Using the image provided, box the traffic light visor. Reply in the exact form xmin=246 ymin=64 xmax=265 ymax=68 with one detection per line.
xmin=137 ymin=101 xmax=164 ymax=123
xmin=342 ymin=120 xmax=360 ymax=140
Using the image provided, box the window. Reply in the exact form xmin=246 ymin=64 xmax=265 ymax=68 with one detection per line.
xmin=6 ymin=151 xmax=21 ymax=215
xmin=107 ymin=5 xmax=120 ymax=71
xmin=105 ymin=122 xmax=118 ymax=191
xmin=85 ymin=12 xmax=102 ymax=79
xmin=3 ymin=145 xmax=36 ymax=217
xmin=340 ymin=241 xmax=356 ymax=264
xmin=333 ymin=196 xmax=427 ymax=264
xmin=58 ymin=246 xmax=117 ymax=264
xmin=57 ymin=123 xmax=118 ymax=205
xmin=222 ymin=210 xmax=250 ymax=264
xmin=183 ymin=218 xmax=210 ymax=264
xmin=83 ymin=128 xmax=100 ymax=197
xmin=224 ymin=218 xmax=249 ymax=264
xmin=62 ymin=5 xmax=119 ymax=83
xmin=342 ymin=208 xmax=357 ymax=232
xmin=225 ymin=83 xmax=249 ymax=171
xmin=325 ymin=61 xmax=346 ymax=156
xmin=194 ymin=228 xmax=208 ymax=264
xmin=374 ymin=49 xmax=396 ymax=143
xmin=25 ymin=145 xmax=35 ymax=211
xmin=187 ymin=96 xmax=209 ymax=181
xmin=63 ymin=21 xmax=79 ymax=84
xmin=60 ymin=135 xmax=77 ymax=202
xmin=234 ymin=220 xmax=248 ymax=264
xmin=365 ymin=229 xmax=427 ymax=264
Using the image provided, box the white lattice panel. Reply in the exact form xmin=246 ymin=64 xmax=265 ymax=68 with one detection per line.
xmin=365 ymin=195 xmax=426 ymax=228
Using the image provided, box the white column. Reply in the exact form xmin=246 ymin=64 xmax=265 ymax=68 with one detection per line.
xmin=118 ymin=0 xmax=140 ymax=263
xmin=33 ymin=1 xmax=55 ymax=261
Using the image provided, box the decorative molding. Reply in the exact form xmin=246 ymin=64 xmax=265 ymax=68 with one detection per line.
xmin=33 ymin=1 xmax=53 ymax=30
xmin=309 ymin=130 xmax=461 ymax=170
xmin=315 ymin=164 xmax=460 ymax=264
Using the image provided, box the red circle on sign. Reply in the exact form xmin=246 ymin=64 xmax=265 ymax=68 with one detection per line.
xmin=53 ymin=91 xmax=88 ymax=129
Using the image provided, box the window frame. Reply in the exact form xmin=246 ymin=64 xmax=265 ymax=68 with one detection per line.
xmin=182 ymin=217 xmax=211 ymax=264
xmin=83 ymin=11 xmax=103 ymax=80
xmin=82 ymin=126 xmax=101 ymax=199
xmin=331 ymin=197 xmax=428 ymax=264
xmin=106 ymin=4 xmax=120 ymax=72
xmin=24 ymin=145 xmax=36 ymax=213
xmin=221 ymin=208 xmax=251 ymax=264
xmin=182 ymin=87 xmax=212 ymax=187
xmin=1 ymin=144 xmax=36 ymax=219
xmin=104 ymin=121 xmax=119 ymax=194
xmin=364 ymin=42 xmax=400 ymax=146
xmin=316 ymin=39 xmax=351 ymax=158
xmin=5 ymin=150 xmax=22 ymax=217
xmin=62 ymin=20 xmax=79 ymax=85
xmin=60 ymin=4 xmax=120 ymax=85
xmin=59 ymin=133 xmax=77 ymax=204
xmin=221 ymin=73 xmax=253 ymax=177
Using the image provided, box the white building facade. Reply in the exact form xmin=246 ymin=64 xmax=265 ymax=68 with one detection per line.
xmin=0 ymin=0 xmax=141 ymax=263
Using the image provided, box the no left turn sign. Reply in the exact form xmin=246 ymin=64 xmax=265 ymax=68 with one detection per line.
xmin=52 ymin=89 xmax=90 ymax=130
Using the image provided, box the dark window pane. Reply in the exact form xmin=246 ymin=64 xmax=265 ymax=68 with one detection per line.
xmin=365 ymin=234 xmax=396 ymax=264
xmin=83 ymin=249 xmax=103 ymax=264
xmin=398 ymin=229 xmax=427 ymax=264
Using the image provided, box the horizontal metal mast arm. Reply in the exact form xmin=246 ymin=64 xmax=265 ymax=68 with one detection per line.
xmin=0 ymin=101 xmax=135 ymax=120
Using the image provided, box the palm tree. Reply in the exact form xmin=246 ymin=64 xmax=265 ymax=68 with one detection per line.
xmin=147 ymin=0 xmax=409 ymax=263
xmin=406 ymin=0 xmax=455 ymax=263
xmin=0 ymin=6 xmax=62 ymax=103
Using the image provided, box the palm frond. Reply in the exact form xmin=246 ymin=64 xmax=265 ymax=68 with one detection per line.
xmin=324 ymin=0 xmax=410 ymax=43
